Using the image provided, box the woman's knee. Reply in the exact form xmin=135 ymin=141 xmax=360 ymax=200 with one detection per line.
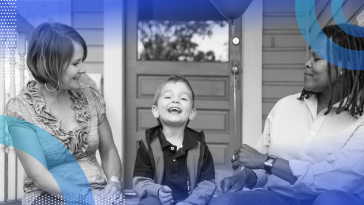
xmin=138 ymin=196 xmax=163 ymax=205
xmin=313 ymin=190 xmax=362 ymax=205
xmin=209 ymin=190 xmax=289 ymax=205
xmin=209 ymin=192 xmax=238 ymax=205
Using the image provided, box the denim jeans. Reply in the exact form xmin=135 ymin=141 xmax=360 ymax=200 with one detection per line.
xmin=138 ymin=196 xmax=163 ymax=205
xmin=209 ymin=190 xmax=362 ymax=205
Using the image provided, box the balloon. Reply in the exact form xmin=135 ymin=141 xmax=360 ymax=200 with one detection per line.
xmin=210 ymin=0 xmax=254 ymax=20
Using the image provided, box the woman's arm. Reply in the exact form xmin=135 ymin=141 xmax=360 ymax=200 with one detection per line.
xmin=232 ymin=144 xmax=297 ymax=184
xmin=9 ymin=126 xmax=87 ymax=197
xmin=98 ymin=115 xmax=122 ymax=196
xmin=271 ymin=158 xmax=297 ymax=184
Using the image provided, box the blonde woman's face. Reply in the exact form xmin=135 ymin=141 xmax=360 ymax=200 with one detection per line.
xmin=60 ymin=41 xmax=86 ymax=90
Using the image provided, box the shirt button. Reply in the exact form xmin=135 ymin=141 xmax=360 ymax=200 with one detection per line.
xmin=311 ymin=132 xmax=315 ymax=136
xmin=171 ymin=147 xmax=174 ymax=151
xmin=173 ymin=159 xmax=176 ymax=162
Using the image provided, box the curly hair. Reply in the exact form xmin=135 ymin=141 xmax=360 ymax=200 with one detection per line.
xmin=298 ymin=24 xmax=364 ymax=116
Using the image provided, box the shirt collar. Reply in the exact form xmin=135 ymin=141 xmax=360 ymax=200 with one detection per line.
xmin=158 ymin=129 xmax=172 ymax=149
xmin=304 ymin=94 xmax=318 ymax=118
xmin=182 ymin=129 xmax=199 ymax=151
xmin=304 ymin=94 xmax=348 ymax=117
xmin=158 ymin=128 xmax=199 ymax=151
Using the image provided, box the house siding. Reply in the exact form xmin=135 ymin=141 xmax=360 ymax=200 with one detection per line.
xmin=72 ymin=0 xmax=104 ymax=74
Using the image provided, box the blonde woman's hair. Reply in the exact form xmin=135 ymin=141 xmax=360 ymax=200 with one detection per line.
xmin=27 ymin=22 xmax=87 ymax=88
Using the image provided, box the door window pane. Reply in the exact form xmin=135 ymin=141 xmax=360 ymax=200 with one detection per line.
xmin=137 ymin=0 xmax=229 ymax=62
xmin=138 ymin=20 xmax=228 ymax=62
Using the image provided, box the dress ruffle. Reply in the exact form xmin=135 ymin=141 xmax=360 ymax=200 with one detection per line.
xmin=23 ymin=81 xmax=91 ymax=158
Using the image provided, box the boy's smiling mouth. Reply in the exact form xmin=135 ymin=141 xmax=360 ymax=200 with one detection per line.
xmin=168 ymin=107 xmax=182 ymax=114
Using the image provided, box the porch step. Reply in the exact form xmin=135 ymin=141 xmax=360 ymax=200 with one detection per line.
xmin=124 ymin=191 xmax=139 ymax=205
xmin=0 ymin=202 xmax=21 ymax=205
xmin=0 ymin=192 xmax=219 ymax=205
xmin=0 ymin=194 xmax=140 ymax=205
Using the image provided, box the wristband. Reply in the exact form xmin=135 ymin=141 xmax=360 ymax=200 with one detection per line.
xmin=109 ymin=176 xmax=121 ymax=184
xmin=264 ymin=155 xmax=278 ymax=174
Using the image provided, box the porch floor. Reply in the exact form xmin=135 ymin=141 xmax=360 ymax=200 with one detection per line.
xmin=0 ymin=195 xmax=140 ymax=205
xmin=0 ymin=202 xmax=21 ymax=205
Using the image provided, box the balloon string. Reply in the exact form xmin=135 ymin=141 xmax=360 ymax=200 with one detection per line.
xmin=231 ymin=19 xmax=237 ymax=149
xmin=231 ymin=20 xmax=235 ymax=41
xmin=234 ymin=70 xmax=237 ymax=149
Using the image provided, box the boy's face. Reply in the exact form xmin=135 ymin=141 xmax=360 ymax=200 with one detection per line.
xmin=152 ymin=81 xmax=196 ymax=127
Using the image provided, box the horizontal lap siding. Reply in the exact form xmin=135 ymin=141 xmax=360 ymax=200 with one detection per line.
xmin=262 ymin=0 xmax=307 ymax=128
xmin=72 ymin=0 xmax=104 ymax=74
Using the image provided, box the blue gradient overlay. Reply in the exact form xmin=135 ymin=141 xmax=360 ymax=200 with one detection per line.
xmin=296 ymin=0 xmax=364 ymax=70
xmin=0 ymin=115 xmax=95 ymax=205
xmin=331 ymin=0 xmax=364 ymax=37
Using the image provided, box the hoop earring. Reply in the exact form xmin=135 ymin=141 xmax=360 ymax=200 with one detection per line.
xmin=45 ymin=81 xmax=59 ymax=92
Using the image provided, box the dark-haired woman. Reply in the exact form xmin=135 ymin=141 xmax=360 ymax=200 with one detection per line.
xmin=210 ymin=24 xmax=364 ymax=205
xmin=6 ymin=23 xmax=122 ymax=204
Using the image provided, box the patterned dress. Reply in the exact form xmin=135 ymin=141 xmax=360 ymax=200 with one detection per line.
xmin=6 ymin=80 xmax=108 ymax=204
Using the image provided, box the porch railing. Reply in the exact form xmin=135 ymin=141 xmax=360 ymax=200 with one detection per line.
xmin=0 ymin=12 xmax=34 ymax=202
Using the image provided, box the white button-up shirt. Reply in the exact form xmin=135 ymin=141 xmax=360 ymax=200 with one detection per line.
xmin=254 ymin=93 xmax=364 ymax=200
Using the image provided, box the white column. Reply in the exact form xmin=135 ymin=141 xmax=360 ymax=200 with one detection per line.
xmin=26 ymin=40 xmax=32 ymax=81
xmin=9 ymin=44 xmax=16 ymax=98
xmin=104 ymin=0 xmax=125 ymax=184
xmin=0 ymin=39 xmax=5 ymax=116
xmin=242 ymin=0 xmax=263 ymax=147
xmin=7 ymin=148 xmax=17 ymax=201
xmin=16 ymin=33 xmax=26 ymax=201
xmin=7 ymin=42 xmax=17 ymax=201
xmin=0 ymin=117 xmax=5 ymax=202
xmin=16 ymin=157 xmax=24 ymax=200
xmin=0 ymin=39 xmax=6 ymax=202
xmin=18 ymin=33 xmax=26 ymax=89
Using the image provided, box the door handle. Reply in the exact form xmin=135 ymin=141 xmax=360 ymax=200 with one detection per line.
xmin=231 ymin=60 xmax=239 ymax=91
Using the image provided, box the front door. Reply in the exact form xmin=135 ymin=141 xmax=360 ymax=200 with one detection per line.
xmin=125 ymin=0 xmax=242 ymax=192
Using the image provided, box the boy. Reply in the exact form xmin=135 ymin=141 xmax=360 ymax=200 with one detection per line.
xmin=133 ymin=75 xmax=217 ymax=205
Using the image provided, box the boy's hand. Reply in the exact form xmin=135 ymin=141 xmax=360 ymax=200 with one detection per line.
xmin=220 ymin=170 xmax=247 ymax=193
xmin=158 ymin=186 xmax=174 ymax=205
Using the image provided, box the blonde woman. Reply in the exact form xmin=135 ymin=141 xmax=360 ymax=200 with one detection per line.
xmin=6 ymin=23 xmax=122 ymax=205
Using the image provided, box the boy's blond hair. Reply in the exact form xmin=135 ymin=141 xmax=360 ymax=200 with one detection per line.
xmin=153 ymin=74 xmax=195 ymax=108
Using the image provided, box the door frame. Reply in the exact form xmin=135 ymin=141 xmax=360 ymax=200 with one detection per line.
xmin=103 ymin=0 xmax=263 ymax=187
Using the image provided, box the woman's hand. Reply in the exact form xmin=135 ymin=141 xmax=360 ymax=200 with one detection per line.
xmin=99 ymin=181 xmax=122 ymax=204
xmin=89 ymin=182 xmax=122 ymax=204
xmin=232 ymin=144 xmax=267 ymax=170
xmin=101 ymin=181 xmax=122 ymax=195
